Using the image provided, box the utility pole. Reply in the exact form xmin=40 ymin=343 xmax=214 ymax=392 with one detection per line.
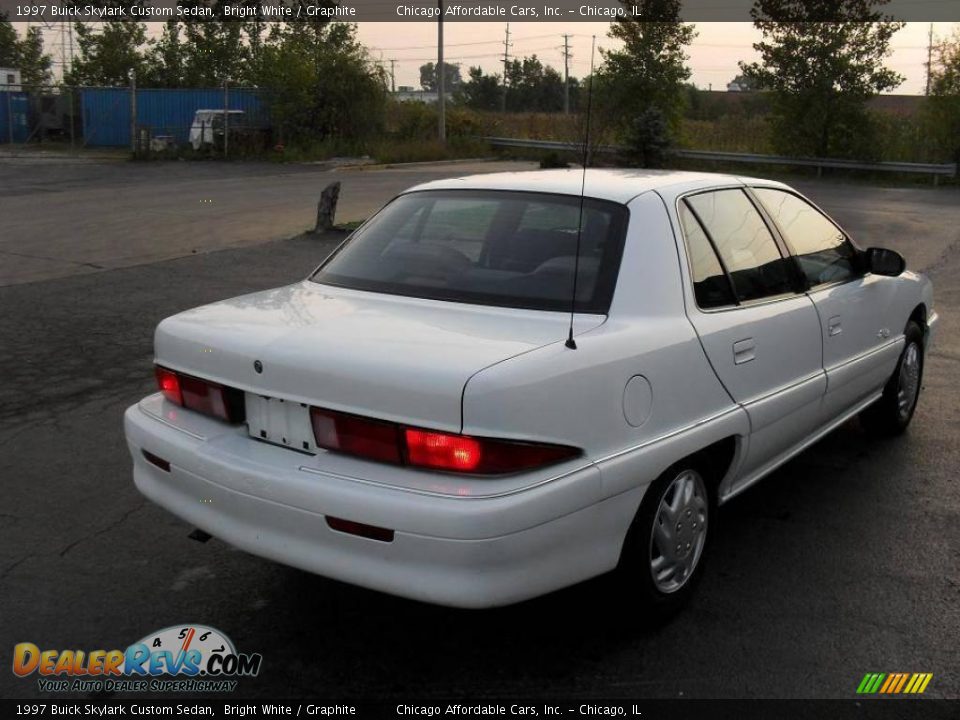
xmin=60 ymin=22 xmax=67 ymax=85
xmin=223 ymin=79 xmax=229 ymax=159
xmin=129 ymin=69 xmax=137 ymax=156
xmin=389 ymin=59 xmax=396 ymax=94
xmin=561 ymin=33 xmax=572 ymax=114
xmin=925 ymin=22 xmax=934 ymax=96
xmin=501 ymin=22 xmax=512 ymax=113
xmin=438 ymin=0 xmax=446 ymax=142
xmin=68 ymin=21 xmax=75 ymax=150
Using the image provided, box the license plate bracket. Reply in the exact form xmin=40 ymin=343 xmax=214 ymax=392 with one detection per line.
xmin=245 ymin=393 xmax=316 ymax=453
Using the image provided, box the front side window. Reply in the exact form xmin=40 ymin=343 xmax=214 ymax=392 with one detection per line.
xmin=685 ymin=189 xmax=794 ymax=303
xmin=311 ymin=190 xmax=629 ymax=313
xmin=753 ymin=188 xmax=859 ymax=288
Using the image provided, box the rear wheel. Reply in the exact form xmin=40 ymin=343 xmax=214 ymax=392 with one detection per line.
xmin=860 ymin=321 xmax=924 ymax=436
xmin=615 ymin=461 xmax=714 ymax=617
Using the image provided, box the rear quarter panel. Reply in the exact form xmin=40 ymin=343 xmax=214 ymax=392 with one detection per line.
xmin=461 ymin=192 xmax=744 ymax=501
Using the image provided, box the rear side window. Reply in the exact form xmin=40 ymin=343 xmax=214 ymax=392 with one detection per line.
xmin=311 ymin=190 xmax=629 ymax=314
xmin=753 ymin=188 xmax=859 ymax=288
xmin=678 ymin=203 xmax=736 ymax=309
xmin=685 ymin=189 xmax=794 ymax=303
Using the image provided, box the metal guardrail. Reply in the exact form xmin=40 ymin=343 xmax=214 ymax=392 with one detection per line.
xmin=481 ymin=136 xmax=958 ymax=181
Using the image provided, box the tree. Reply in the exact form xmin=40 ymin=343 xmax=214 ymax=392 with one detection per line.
xmin=255 ymin=22 xmax=387 ymax=144
xmin=0 ymin=12 xmax=52 ymax=85
xmin=419 ymin=61 xmax=461 ymax=92
xmin=459 ymin=66 xmax=501 ymax=111
xmin=0 ymin=13 xmax=14 ymax=69
xmin=142 ymin=0 xmax=277 ymax=88
xmin=621 ymin=107 xmax=671 ymax=167
xmin=66 ymin=21 xmax=151 ymax=86
xmin=926 ymin=30 xmax=960 ymax=169
xmin=503 ymin=55 xmax=568 ymax=112
xmin=597 ymin=0 xmax=696 ymax=134
xmin=740 ymin=0 xmax=904 ymax=158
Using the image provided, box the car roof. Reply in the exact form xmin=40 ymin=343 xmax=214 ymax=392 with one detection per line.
xmin=405 ymin=168 xmax=783 ymax=205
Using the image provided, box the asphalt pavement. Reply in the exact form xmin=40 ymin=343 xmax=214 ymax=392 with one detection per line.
xmin=0 ymin=160 xmax=957 ymax=701
xmin=0 ymin=158 xmax=537 ymax=286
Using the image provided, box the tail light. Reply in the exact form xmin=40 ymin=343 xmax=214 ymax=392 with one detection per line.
xmin=405 ymin=429 xmax=482 ymax=471
xmin=310 ymin=407 xmax=402 ymax=464
xmin=310 ymin=406 xmax=578 ymax=475
xmin=156 ymin=367 xmax=182 ymax=406
xmin=155 ymin=366 xmax=245 ymax=424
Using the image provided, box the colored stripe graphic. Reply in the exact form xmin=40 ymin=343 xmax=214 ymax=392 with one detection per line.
xmin=857 ymin=672 xmax=932 ymax=694
xmin=893 ymin=673 xmax=909 ymax=693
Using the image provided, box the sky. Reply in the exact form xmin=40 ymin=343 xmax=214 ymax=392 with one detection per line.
xmin=354 ymin=21 xmax=959 ymax=94
xmin=25 ymin=20 xmax=959 ymax=95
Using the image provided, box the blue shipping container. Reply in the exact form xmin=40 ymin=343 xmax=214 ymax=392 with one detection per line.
xmin=0 ymin=91 xmax=31 ymax=144
xmin=80 ymin=87 xmax=267 ymax=147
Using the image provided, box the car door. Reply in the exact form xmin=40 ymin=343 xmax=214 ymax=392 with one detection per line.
xmin=751 ymin=187 xmax=903 ymax=420
xmin=675 ymin=188 xmax=826 ymax=491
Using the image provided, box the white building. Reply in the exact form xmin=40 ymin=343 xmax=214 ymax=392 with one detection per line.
xmin=0 ymin=67 xmax=22 ymax=92
xmin=392 ymin=89 xmax=457 ymax=104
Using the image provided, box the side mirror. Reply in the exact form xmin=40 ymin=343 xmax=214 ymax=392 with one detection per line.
xmin=865 ymin=247 xmax=905 ymax=277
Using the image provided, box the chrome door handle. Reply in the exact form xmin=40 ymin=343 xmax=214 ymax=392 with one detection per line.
xmin=733 ymin=338 xmax=755 ymax=365
xmin=828 ymin=315 xmax=842 ymax=337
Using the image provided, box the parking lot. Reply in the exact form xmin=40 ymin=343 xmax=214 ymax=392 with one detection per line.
xmin=0 ymin=159 xmax=958 ymax=700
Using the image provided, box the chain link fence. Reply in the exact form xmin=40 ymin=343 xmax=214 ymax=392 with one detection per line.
xmin=0 ymin=83 xmax=271 ymax=158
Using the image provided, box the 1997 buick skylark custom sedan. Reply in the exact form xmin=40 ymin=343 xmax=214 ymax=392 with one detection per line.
xmin=124 ymin=169 xmax=938 ymax=611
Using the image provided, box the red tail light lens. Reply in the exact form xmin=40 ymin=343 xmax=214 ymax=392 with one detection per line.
xmin=310 ymin=407 xmax=402 ymax=464
xmin=180 ymin=375 xmax=231 ymax=421
xmin=405 ymin=429 xmax=482 ymax=471
xmin=154 ymin=366 xmax=244 ymax=424
xmin=155 ymin=367 xmax=182 ymax=406
xmin=310 ymin=406 xmax=579 ymax=475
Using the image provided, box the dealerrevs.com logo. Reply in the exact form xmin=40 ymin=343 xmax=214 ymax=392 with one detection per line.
xmin=13 ymin=624 xmax=262 ymax=693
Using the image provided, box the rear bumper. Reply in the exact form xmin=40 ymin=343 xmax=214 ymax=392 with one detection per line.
xmin=124 ymin=395 xmax=642 ymax=608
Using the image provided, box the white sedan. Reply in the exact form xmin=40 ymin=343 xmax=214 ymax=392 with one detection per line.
xmin=124 ymin=169 xmax=938 ymax=612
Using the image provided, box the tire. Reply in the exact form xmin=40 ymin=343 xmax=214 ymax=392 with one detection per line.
xmin=860 ymin=320 xmax=925 ymax=436
xmin=614 ymin=460 xmax=716 ymax=618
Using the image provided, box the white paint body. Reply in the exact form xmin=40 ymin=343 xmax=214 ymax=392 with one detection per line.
xmin=124 ymin=169 xmax=938 ymax=607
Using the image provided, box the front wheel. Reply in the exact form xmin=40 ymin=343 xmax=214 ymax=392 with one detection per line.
xmin=860 ymin=320 xmax=924 ymax=436
xmin=615 ymin=462 xmax=714 ymax=617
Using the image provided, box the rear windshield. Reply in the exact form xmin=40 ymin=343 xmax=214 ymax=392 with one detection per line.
xmin=310 ymin=190 xmax=630 ymax=313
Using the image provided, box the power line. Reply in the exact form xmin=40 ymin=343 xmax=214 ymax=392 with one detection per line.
xmin=369 ymin=32 xmax=560 ymax=52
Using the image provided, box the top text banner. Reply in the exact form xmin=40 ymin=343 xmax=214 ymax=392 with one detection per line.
xmin=1 ymin=0 xmax=958 ymax=22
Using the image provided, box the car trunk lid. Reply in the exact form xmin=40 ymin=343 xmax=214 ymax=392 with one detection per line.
xmin=154 ymin=280 xmax=604 ymax=432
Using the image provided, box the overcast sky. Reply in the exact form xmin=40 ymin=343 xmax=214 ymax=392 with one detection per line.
xmin=355 ymin=21 xmax=958 ymax=94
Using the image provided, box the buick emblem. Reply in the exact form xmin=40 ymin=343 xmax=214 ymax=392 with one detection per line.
xmin=253 ymin=360 xmax=263 ymax=374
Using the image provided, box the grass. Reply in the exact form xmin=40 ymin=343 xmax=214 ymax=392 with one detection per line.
xmin=333 ymin=220 xmax=365 ymax=231
xmin=264 ymin=135 xmax=490 ymax=165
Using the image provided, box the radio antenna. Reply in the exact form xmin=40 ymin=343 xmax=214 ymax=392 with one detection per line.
xmin=565 ymin=34 xmax=597 ymax=351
